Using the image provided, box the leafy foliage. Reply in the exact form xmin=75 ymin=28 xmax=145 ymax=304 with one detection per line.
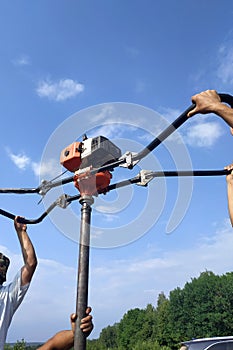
xmin=4 ymin=339 xmax=39 ymax=350
xmin=8 ymin=271 xmax=233 ymax=350
xmin=87 ymin=270 xmax=233 ymax=349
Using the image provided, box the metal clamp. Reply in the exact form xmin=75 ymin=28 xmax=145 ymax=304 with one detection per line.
xmin=119 ymin=151 xmax=139 ymax=169
xmin=136 ymin=170 xmax=154 ymax=186
xmin=38 ymin=179 xmax=53 ymax=196
xmin=56 ymin=194 xmax=71 ymax=209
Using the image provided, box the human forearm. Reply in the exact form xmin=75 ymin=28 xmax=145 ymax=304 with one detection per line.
xmin=37 ymin=309 xmax=93 ymax=350
xmin=37 ymin=330 xmax=74 ymax=350
xmin=227 ymin=182 xmax=233 ymax=227
xmin=211 ymin=103 xmax=233 ymax=128
xmin=225 ymin=165 xmax=233 ymax=226
xmin=14 ymin=217 xmax=37 ymax=285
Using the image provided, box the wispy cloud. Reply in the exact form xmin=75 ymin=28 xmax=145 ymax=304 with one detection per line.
xmin=32 ymin=159 xmax=62 ymax=178
xmin=158 ymin=106 xmax=224 ymax=148
xmin=6 ymin=148 xmax=30 ymax=170
xmin=36 ymin=78 xmax=84 ymax=101
xmin=134 ymin=79 xmax=146 ymax=93
xmin=6 ymin=148 xmax=61 ymax=178
xmin=217 ymin=44 xmax=233 ymax=85
xmin=189 ymin=33 xmax=233 ymax=89
xmin=12 ymin=54 xmax=30 ymax=66
xmin=184 ymin=121 xmax=224 ymax=147
xmin=125 ymin=46 xmax=140 ymax=58
xmin=89 ymin=123 xmax=125 ymax=140
xmin=159 ymin=107 xmax=182 ymax=122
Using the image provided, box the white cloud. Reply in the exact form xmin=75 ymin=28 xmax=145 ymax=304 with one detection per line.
xmin=184 ymin=121 xmax=224 ymax=147
xmin=36 ymin=78 xmax=84 ymax=101
xmin=6 ymin=149 xmax=30 ymax=170
xmin=135 ymin=80 xmax=146 ymax=93
xmin=12 ymin=54 xmax=30 ymax=66
xmin=158 ymin=106 xmax=182 ymax=122
xmin=6 ymin=148 xmax=62 ymax=179
xmin=32 ymin=159 xmax=62 ymax=178
xmin=125 ymin=46 xmax=140 ymax=58
xmin=217 ymin=45 xmax=233 ymax=85
xmin=158 ymin=106 xmax=224 ymax=149
xmin=88 ymin=123 xmax=124 ymax=140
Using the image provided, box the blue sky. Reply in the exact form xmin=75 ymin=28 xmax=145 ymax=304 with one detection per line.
xmin=1 ymin=0 xmax=233 ymax=343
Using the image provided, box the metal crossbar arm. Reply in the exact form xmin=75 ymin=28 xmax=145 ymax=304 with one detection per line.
xmin=102 ymin=168 xmax=231 ymax=192
xmin=141 ymin=168 xmax=231 ymax=179
xmin=0 ymin=201 xmax=58 ymax=224
xmin=0 ymin=194 xmax=81 ymax=224
xmin=133 ymin=93 xmax=233 ymax=163
xmin=0 ymin=168 xmax=230 ymax=224
xmin=0 ymin=176 xmax=75 ymax=195
xmin=0 ymin=187 xmax=40 ymax=194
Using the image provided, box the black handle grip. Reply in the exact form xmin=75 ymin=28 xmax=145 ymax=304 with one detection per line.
xmin=219 ymin=93 xmax=233 ymax=108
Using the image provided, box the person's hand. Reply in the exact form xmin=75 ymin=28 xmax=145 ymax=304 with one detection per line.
xmin=187 ymin=90 xmax=221 ymax=117
xmin=70 ymin=306 xmax=93 ymax=337
xmin=80 ymin=306 xmax=93 ymax=336
xmin=14 ymin=216 xmax=27 ymax=233
xmin=225 ymin=163 xmax=233 ymax=184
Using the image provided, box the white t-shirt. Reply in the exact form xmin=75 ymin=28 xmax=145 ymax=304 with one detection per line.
xmin=0 ymin=270 xmax=29 ymax=350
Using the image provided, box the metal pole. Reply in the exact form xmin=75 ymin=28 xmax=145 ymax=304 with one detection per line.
xmin=74 ymin=195 xmax=94 ymax=350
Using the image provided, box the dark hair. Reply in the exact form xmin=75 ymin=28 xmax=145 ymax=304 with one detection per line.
xmin=0 ymin=253 xmax=10 ymax=284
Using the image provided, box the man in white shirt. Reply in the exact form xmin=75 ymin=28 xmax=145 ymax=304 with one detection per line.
xmin=0 ymin=216 xmax=37 ymax=349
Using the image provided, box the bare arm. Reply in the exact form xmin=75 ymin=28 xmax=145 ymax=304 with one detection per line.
xmin=187 ymin=90 xmax=233 ymax=128
xmin=37 ymin=307 xmax=93 ymax=350
xmin=37 ymin=330 xmax=74 ymax=350
xmin=225 ymin=164 xmax=233 ymax=227
xmin=14 ymin=216 xmax=37 ymax=286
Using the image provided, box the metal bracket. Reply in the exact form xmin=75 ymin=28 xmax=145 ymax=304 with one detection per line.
xmin=75 ymin=166 xmax=93 ymax=176
xmin=38 ymin=179 xmax=53 ymax=196
xmin=136 ymin=170 xmax=154 ymax=187
xmin=56 ymin=194 xmax=71 ymax=209
xmin=119 ymin=151 xmax=140 ymax=169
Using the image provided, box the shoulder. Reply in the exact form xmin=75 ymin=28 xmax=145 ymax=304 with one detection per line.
xmin=7 ymin=270 xmax=30 ymax=299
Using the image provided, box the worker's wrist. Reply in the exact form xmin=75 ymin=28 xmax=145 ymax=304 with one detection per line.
xmin=227 ymin=178 xmax=233 ymax=187
xmin=16 ymin=228 xmax=27 ymax=235
xmin=214 ymin=101 xmax=231 ymax=115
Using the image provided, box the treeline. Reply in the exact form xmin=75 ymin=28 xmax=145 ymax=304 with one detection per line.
xmin=4 ymin=340 xmax=40 ymax=350
xmin=6 ymin=270 xmax=233 ymax=350
xmin=86 ymin=270 xmax=233 ymax=350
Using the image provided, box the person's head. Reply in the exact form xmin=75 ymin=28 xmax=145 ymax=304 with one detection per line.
xmin=0 ymin=253 xmax=10 ymax=285
xmin=179 ymin=346 xmax=188 ymax=350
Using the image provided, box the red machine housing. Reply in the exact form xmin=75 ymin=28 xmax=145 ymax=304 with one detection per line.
xmin=60 ymin=136 xmax=121 ymax=195
xmin=74 ymin=171 xmax=112 ymax=196
xmin=60 ymin=142 xmax=82 ymax=172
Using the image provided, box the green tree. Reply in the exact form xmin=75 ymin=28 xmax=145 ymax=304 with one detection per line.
xmin=154 ymin=292 xmax=174 ymax=347
xmin=117 ymin=308 xmax=148 ymax=349
xmin=98 ymin=323 xmax=118 ymax=349
xmin=4 ymin=340 xmax=26 ymax=350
